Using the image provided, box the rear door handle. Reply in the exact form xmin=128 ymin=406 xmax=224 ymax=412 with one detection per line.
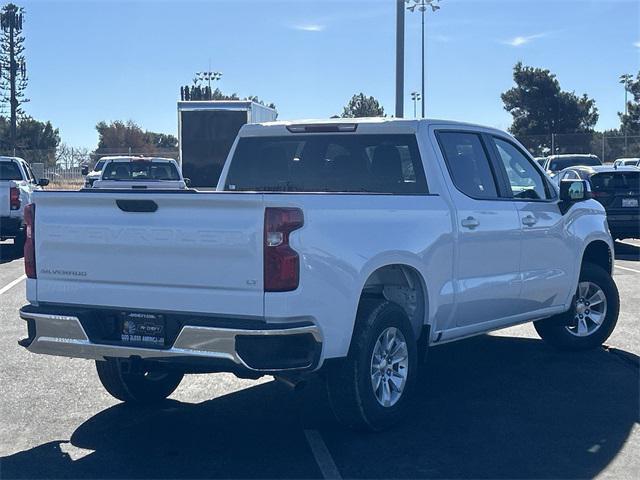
xmin=522 ymin=215 xmax=537 ymax=227
xmin=461 ymin=216 xmax=480 ymax=229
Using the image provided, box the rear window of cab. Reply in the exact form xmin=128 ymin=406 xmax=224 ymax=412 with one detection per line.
xmin=224 ymin=134 xmax=428 ymax=194
xmin=102 ymin=161 xmax=180 ymax=181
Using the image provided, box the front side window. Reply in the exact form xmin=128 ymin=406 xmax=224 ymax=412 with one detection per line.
xmin=437 ymin=132 xmax=498 ymax=199
xmin=224 ymin=134 xmax=428 ymax=194
xmin=493 ymin=138 xmax=551 ymax=200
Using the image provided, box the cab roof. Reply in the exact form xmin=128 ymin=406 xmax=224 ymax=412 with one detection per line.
xmin=240 ymin=117 xmax=510 ymax=138
xmin=568 ymin=165 xmax=639 ymax=174
xmin=98 ymin=156 xmax=177 ymax=163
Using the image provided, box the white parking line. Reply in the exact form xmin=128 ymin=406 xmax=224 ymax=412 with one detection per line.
xmin=0 ymin=274 xmax=26 ymax=295
xmin=616 ymin=265 xmax=640 ymax=274
xmin=304 ymin=429 xmax=342 ymax=479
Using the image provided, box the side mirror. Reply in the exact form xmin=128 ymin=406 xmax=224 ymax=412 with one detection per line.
xmin=81 ymin=165 xmax=89 ymax=176
xmin=559 ymin=179 xmax=590 ymax=203
xmin=37 ymin=178 xmax=50 ymax=187
xmin=184 ymin=178 xmax=191 ymax=187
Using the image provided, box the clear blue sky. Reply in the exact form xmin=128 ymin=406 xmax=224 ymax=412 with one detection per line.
xmin=18 ymin=0 xmax=640 ymax=148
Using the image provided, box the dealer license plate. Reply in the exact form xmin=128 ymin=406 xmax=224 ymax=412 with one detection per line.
xmin=120 ymin=312 xmax=165 ymax=346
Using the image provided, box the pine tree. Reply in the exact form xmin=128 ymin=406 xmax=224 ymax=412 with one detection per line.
xmin=0 ymin=3 xmax=28 ymax=151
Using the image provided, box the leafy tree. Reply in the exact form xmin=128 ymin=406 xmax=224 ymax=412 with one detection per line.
xmin=341 ymin=93 xmax=385 ymax=118
xmin=180 ymin=86 xmax=277 ymax=112
xmin=94 ymin=120 xmax=177 ymax=157
xmin=56 ymin=143 xmax=90 ymax=168
xmin=502 ymin=62 xmax=598 ymax=152
xmin=0 ymin=115 xmax=59 ymax=166
xmin=0 ymin=3 xmax=28 ymax=150
xmin=146 ymin=132 xmax=177 ymax=149
xmin=619 ymin=71 xmax=640 ymax=136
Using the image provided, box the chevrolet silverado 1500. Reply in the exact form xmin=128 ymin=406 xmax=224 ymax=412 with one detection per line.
xmin=19 ymin=119 xmax=619 ymax=431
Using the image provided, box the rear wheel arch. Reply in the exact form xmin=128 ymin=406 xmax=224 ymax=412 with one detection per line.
xmin=356 ymin=264 xmax=429 ymax=342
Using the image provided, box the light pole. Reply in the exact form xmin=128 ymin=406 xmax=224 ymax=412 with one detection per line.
xmin=396 ymin=0 xmax=405 ymax=118
xmin=620 ymin=73 xmax=633 ymax=152
xmin=406 ymin=0 xmax=442 ymax=118
xmin=196 ymin=70 xmax=222 ymax=98
xmin=411 ymin=91 xmax=421 ymax=118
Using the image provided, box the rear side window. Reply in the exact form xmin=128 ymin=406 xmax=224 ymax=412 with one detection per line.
xmin=0 ymin=162 xmax=22 ymax=181
xmin=437 ymin=132 xmax=498 ymax=199
xmin=224 ymin=134 xmax=428 ymax=194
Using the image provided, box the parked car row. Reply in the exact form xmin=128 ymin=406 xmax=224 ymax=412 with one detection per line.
xmin=554 ymin=165 xmax=639 ymax=240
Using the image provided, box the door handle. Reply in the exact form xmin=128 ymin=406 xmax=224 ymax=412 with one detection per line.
xmin=461 ymin=216 xmax=480 ymax=229
xmin=522 ymin=215 xmax=537 ymax=227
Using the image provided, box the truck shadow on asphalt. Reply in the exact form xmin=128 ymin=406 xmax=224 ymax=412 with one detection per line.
xmin=614 ymin=241 xmax=640 ymax=261
xmin=0 ymin=242 xmax=22 ymax=264
xmin=2 ymin=335 xmax=638 ymax=479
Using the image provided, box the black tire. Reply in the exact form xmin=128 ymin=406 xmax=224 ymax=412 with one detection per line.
xmin=13 ymin=230 xmax=25 ymax=256
xmin=534 ymin=262 xmax=619 ymax=351
xmin=325 ymin=299 xmax=418 ymax=432
xmin=95 ymin=358 xmax=183 ymax=404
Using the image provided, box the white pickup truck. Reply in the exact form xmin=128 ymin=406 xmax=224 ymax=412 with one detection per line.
xmin=1 ymin=156 xmax=48 ymax=250
xmin=19 ymin=119 xmax=619 ymax=431
xmin=91 ymin=157 xmax=188 ymax=190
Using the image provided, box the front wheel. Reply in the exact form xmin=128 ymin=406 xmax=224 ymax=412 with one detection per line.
xmin=325 ymin=299 xmax=418 ymax=431
xmin=95 ymin=358 xmax=184 ymax=404
xmin=534 ymin=262 xmax=619 ymax=351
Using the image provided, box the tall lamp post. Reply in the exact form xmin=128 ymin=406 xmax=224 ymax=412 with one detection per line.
xmin=406 ymin=0 xmax=442 ymax=118
xmin=196 ymin=70 xmax=222 ymax=99
xmin=620 ymin=73 xmax=633 ymax=152
xmin=411 ymin=91 xmax=421 ymax=118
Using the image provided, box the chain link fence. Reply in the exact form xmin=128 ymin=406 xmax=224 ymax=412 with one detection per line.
xmin=515 ymin=133 xmax=640 ymax=163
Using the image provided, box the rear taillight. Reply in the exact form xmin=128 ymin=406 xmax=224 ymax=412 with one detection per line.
xmin=264 ymin=207 xmax=304 ymax=292
xmin=24 ymin=203 xmax=36 ymax=279
xmin=9 ymin=186 xmax=20 ymax=210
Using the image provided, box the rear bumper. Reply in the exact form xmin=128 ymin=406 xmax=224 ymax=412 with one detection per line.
xmin=19 ymin=304 xmax=322 ymax=374
xmin=606 ymin=214 xmax=640 ymax=238
xmin=0 ymin=216 xmax=22 ymax=238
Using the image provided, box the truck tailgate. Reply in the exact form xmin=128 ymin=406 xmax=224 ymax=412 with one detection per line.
xmin=33 ymin=191 xmax=265 ymax=317
xmin=0 ymin=181 xmax=11 ymax=217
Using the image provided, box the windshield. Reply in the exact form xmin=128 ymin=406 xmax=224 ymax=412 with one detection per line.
xmin=93 ymin=160 xmax=106 ymax=172
xmin=549 ymin=156 xmax=601 ymax=171
xmin=0 ymin=162 xmax=22 ymax=181
xmin=225 ymin=134 xmax=428 ymax=194
xmin=101 ymin=161 xmax=180 ymax=181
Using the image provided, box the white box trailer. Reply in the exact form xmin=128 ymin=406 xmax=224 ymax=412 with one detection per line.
xmin=178 ymin=100 xmax=277 ymax=188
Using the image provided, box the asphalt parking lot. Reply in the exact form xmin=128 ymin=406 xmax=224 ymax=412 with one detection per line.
xmin=0 ymin=241 xmax=638 ymax=479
